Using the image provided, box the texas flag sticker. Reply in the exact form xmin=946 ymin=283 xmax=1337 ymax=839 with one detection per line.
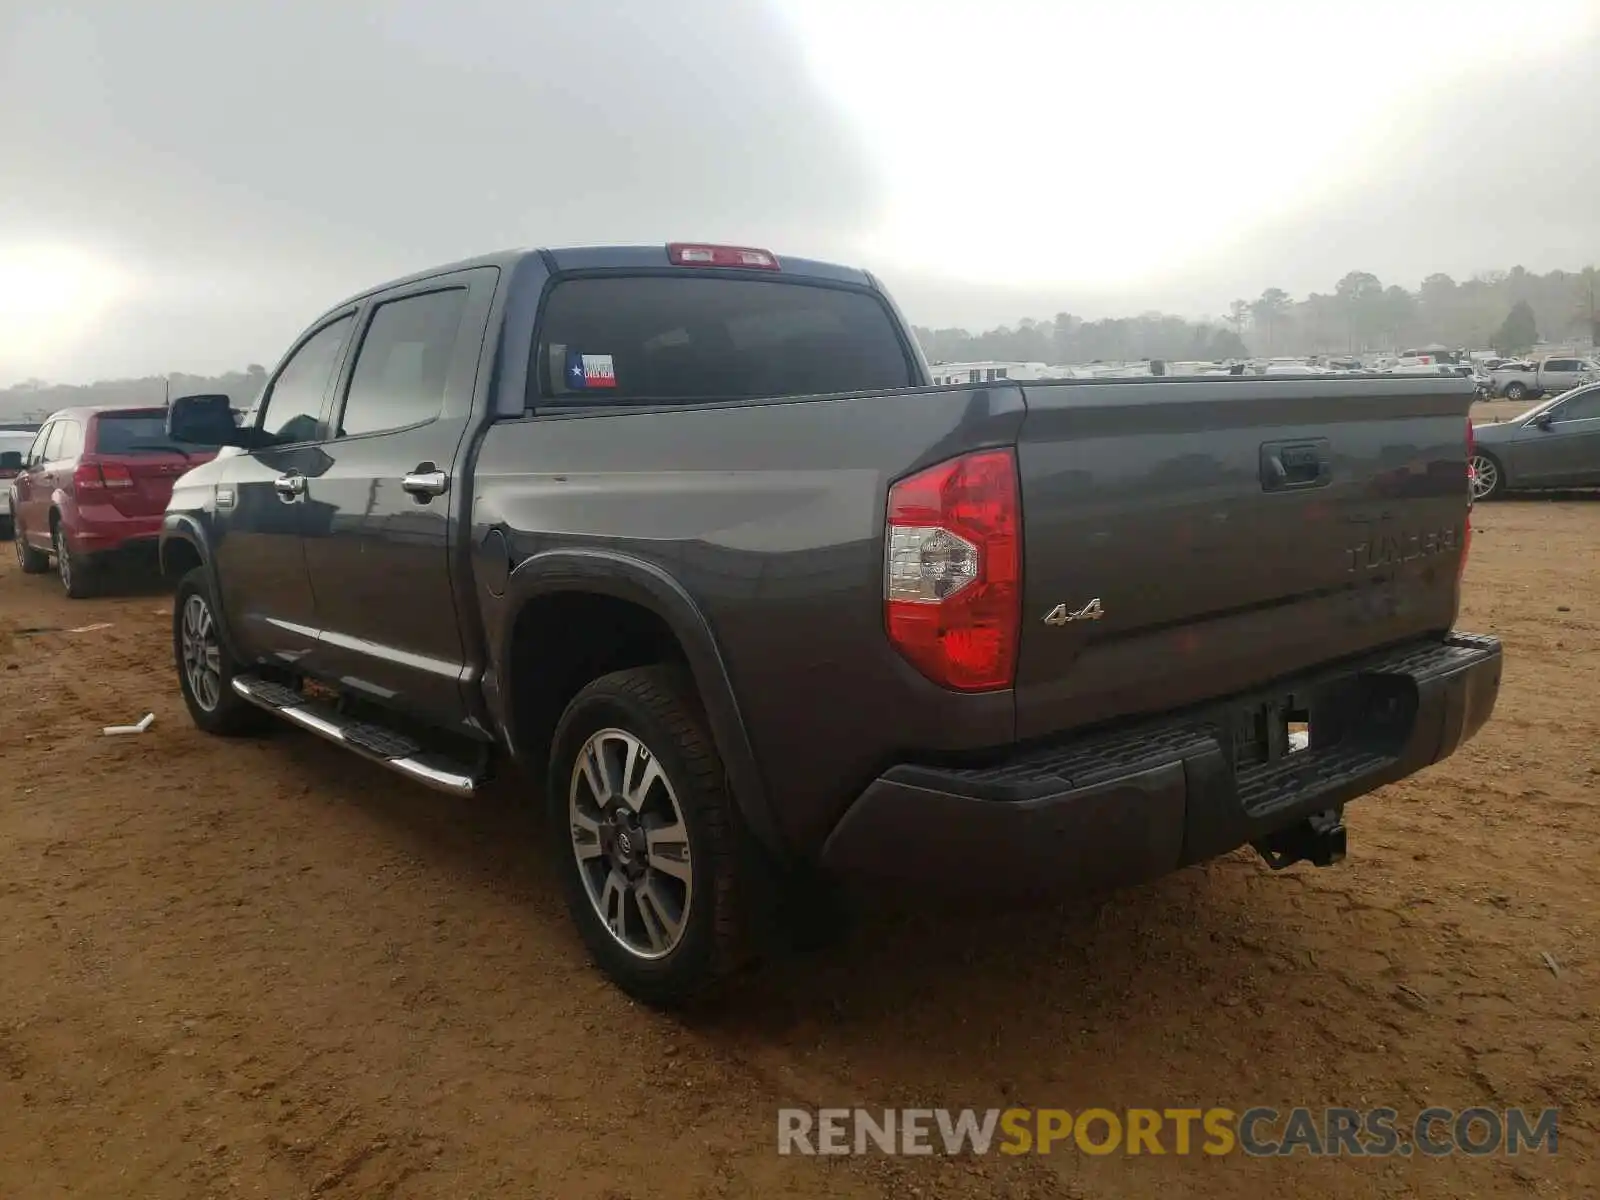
xmin=565 ymin=349 xmax=617 ymax=389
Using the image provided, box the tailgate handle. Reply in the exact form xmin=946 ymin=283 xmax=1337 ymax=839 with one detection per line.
xmin=1261 ymin=439 xmax=1331 ymax=492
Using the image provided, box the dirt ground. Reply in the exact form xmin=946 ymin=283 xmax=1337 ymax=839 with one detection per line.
xmin=1 ymin=494 xmax=1595 ymax=1199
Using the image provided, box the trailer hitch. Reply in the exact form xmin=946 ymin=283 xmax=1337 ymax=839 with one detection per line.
xmin=1253 ymin=808 xmax=1347 ymax=870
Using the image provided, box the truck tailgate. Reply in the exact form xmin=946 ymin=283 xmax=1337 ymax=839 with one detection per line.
xmin=1012 ymin=376 xmax=1475 ymax=740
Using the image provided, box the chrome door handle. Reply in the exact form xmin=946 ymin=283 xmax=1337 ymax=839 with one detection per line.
xmin=273 ymin=474 xmax=306 ymax=499
xmin=401 ymin=469 xmax=448 ymax=499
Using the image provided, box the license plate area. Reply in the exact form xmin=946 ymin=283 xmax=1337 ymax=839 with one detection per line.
xmin=1232 ymin=694 xmax=1312 ymax=769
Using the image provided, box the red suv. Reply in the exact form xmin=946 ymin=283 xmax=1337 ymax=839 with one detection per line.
xmin=10 ymin=406 xmax=219 ymax=598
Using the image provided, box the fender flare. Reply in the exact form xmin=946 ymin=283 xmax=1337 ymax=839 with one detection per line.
xmin=496 ymin=547 xmax=783 ymax=857
xmin=159 ymin=514 xmax=247 ymax=664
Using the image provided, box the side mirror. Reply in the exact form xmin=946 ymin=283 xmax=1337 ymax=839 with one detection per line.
xmin=1534 ymin=412 xmax=1555 ymax=430
xmin=0 ymin=450 xmax=22 ymax=471
xmin=166 ymin=393 xmax=260 ymax=448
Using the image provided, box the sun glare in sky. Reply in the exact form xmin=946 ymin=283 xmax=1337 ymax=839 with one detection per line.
xmin=773 ymin=0 xmax=1599 ymax=289
xmin=0 ymin=244 xmax=130 ymax=377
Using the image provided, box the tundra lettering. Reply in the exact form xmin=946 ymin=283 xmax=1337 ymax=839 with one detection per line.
xmin=1345 ymin=526 xmax=1462 ymax=573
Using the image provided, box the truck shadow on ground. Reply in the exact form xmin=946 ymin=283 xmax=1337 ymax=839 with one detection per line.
xmin=273 ymin=727 xmax=1360 ymax=1098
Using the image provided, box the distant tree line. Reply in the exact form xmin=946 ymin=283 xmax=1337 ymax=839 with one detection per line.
xmin=6 ymin=263 xmax=1596 ymax=416
xmin=915 ymin=313 xmax=1249 ymax=367
xmin=0 ymin=365 xmax=268 ymax=422
xmin=917 ymin=263 xmax=1600 ymax=365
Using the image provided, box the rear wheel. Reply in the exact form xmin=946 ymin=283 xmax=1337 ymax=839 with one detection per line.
xmin=548 ymin=665 xmax=759 ymax=1006
xmin=1503 ymin=381 xmax=1527 ymax=401
xmin=173 ymin=566 xmax=269 ymax=736
xmin=54 ymin=522 xmax=97 ymax=599
xmin=1470 ymin=452 xmax=1505 ymax=501
xmin=14 ymin=524 xmax=49 ymax=573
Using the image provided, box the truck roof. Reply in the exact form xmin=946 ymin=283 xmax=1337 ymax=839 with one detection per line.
xmin=324 ymin=244 xmax=878 ymax=315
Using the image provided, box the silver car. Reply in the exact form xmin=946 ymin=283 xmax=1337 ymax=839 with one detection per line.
xmin=1471 ymin=382 xmax=1600 ymax=499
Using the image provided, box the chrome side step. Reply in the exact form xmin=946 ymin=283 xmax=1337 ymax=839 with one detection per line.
xmin=231 ymin=675 xmax=483 ymax=796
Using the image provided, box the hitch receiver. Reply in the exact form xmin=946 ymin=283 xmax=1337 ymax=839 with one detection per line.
xmin=1253 ymin=808 xmax=1347 ymax=870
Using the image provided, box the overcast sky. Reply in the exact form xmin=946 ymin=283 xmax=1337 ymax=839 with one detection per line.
xmin=3 ymin=0 xmax=1598 ymax=384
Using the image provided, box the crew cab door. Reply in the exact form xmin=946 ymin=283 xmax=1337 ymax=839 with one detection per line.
xmin=297 ymin=267 xmax=497 ymax=733
xmin=212 ymin=311 xmax=356 ymax=665
xmin=1511 ymin=385 xmax=1600 ymax=486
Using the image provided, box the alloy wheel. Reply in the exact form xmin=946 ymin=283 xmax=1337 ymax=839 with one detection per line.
xmin=54 ymin=528 xmax=72 ymax=592
xmin=180 ymin=593 xmax=223 ymax=712
xmin=1469 ymin=455 xmax=1499 ymax=501
xmin=568 ymin=727 xmax=694 ymax=960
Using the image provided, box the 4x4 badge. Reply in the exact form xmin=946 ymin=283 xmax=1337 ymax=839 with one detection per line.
xmin=1044 ymin=598 xmax=1104 ymax=625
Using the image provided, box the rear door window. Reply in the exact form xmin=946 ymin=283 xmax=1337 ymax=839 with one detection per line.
xmin=1555 ymin=389 xmax=1600 ymax=421
xmin=535 ymin=276 xmax=914 ymax=404
xmin=55 ymin=420 xmax=84 ymax=459
xmin=336 ymin=288 xmax=468 ymax=437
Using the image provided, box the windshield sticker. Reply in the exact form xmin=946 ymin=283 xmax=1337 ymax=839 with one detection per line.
xmin=565 ymin=350 xmax=617 ymax=390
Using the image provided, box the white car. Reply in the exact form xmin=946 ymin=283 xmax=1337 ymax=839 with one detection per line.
xmin=0 ymin=429 xmax=40 ymax=538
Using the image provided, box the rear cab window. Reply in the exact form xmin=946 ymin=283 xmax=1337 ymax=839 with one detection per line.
xmin=91 ymin=411 xmax=210 ymax=455
xmin=534 ymin=276 xmax=914 ymax=405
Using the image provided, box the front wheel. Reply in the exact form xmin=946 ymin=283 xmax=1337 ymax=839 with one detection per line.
xmin=1470 ymin=452 xmax=1506 ymax=501
xmin=173 ymin=567 xmax=269 ymax=736
xmin=15 ymin=525 xmax=49 ymax=573
xmin=548 ymin=665 xmax=758 ymax=1006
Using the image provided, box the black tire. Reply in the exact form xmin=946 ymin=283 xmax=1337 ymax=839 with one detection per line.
xmin=548 ymin=664 xmax=758 ymax=1006
xmin=14 ymin=524 xmax=49 ymax=573
xmin=54 ymin=521 xmax=97 ymax=599
xmin=0 ymin=517 xmax=11 ymax=541
xmin=173 ymin=566 xmax=269 ymax=736
xmin=1503 ymin=381 xmax=1527 ymax=401
xmin=1471 ymin=451 xmax=1506 ymax=502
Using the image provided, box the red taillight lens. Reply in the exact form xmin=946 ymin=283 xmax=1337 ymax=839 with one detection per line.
xmin=884 ymin=449 xmax=1020 ymax=691
xmin=71 ymin=461 xmax=135 ymax=493
xmin=99 ymin=462 xmax=135 ymax=489
xmin=667 ymin=243 xmax=781 ymax=270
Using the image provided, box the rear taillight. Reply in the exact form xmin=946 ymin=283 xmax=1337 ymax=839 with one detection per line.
xmin=667 ymin=243 xmax=780 ymax=270
xmin=72 ymin=461 xmax=135 ymax=493
xmin=884 ymin=449 xmax=1020 ymax=691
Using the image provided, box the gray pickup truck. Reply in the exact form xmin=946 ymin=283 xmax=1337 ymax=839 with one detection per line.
xmin=1487 ymin=356 xmax=1599 ymax=400
xmin=159 ymin=243 xmax=1502 ymax=1004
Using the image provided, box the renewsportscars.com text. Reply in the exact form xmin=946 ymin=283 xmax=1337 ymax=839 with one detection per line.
xmin=777 ymin=1106 xmax=1559 ymax=1158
